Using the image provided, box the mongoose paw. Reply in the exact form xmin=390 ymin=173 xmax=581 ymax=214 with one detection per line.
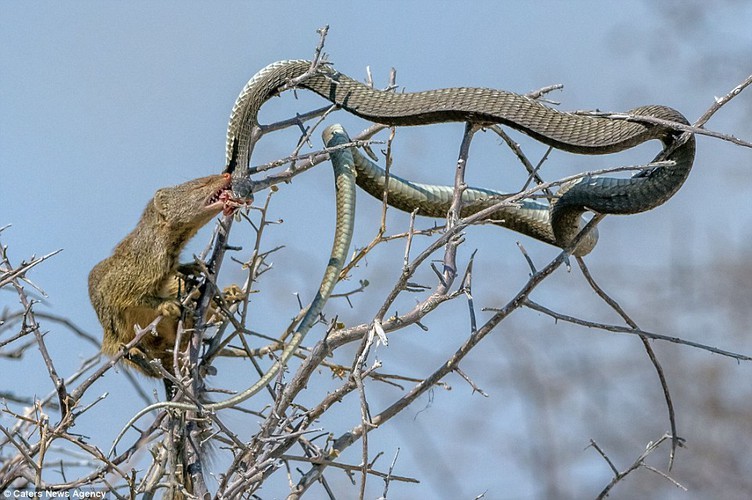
xmin=125 ymin=348 xmax=162 ymax=378
xmin=223 ymin=284 xmax=247 ymax=304
xmin=157 ymin=299 xmax=182 ymax=317
xmin=177 ymin=262 xmax=204 ymax=278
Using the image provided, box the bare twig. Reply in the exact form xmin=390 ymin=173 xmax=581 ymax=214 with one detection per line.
xmin=591 ymin=434 xmax=687 ymax=499
xmin=522 ymin=298 xmax=751 ymax=361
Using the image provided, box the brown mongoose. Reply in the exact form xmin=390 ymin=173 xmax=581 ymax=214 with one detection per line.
xmin=89 ymin=173 xmax=243 ymax=378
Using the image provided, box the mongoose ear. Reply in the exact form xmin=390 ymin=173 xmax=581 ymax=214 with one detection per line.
xmin=153 ymin=190 xmax=169 ymax=220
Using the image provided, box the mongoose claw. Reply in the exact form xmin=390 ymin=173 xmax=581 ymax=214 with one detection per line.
xmin=157 ymin=300 xmax=182 ymax=318
xmin=177 ymin=262 xmax=204 ymax=277
xmin=222 ymin=284 xmax=247 ymax=304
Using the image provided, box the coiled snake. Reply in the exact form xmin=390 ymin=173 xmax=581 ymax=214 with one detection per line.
xmin=115 ymin=59 xmax=695 ymax=435
xmin=228 ymin=60 xmax=694 ymax=254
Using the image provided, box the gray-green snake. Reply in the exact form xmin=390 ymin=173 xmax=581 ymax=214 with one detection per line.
xmin=115 ymin=59 xmax=695 ymax=440
xmin=347 ymin=145 xmax=599 ymax=255
xmin=111 ymin=124 xmax=356 ymax=450
xmin=227 ymin=60 xmax=695 ymax=253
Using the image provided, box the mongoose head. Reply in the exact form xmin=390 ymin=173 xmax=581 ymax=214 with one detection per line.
xmin=152 ymin=173 xmax=245 ymax=229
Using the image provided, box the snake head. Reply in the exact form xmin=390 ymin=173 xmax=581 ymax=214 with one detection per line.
xmin=153 ymin=173 xmax=251 ymax=231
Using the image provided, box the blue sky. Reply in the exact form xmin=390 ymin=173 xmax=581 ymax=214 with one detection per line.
xmin=2 ymin=2 xmax=752 ymax=497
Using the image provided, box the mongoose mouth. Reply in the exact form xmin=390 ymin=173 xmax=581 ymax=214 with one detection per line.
xmin=206 ymin=176 xmax=250 ymax=216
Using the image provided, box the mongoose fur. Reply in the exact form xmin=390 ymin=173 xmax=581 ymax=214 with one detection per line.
xmin=89 ymin=173 xmax=240 ymax=378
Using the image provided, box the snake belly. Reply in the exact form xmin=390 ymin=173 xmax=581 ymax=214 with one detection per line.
xmin=226 ymin=60 xmax=695 ymax=252
xmin=348 ymin=146 xmax=598 ymax=256
xmin=109 ymin=124 xmax=358 ymax=438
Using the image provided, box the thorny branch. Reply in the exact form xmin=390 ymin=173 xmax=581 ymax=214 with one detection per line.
xmin=2 ymin=29 xmax=752 ymax=499
xmin=590 ymin=434 xmax=687 ymax=499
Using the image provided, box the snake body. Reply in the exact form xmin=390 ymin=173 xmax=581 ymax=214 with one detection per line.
xmin=227 ymin=60 xmax=695 ymax=251
xmin=111 ymin=125 xmax=356 ymax=446
xmin=116 ymin=60 xmax=695 ymax=433
xmin=229 ymin=124 xmax=356 ymax=404
xmin=348 ymin=146 xmax=599 ymax=256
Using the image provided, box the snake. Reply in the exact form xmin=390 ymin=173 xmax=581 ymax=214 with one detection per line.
xmin=115 ymin=60 xmax=695 ymax=437
xmin=347 ymin=145 xmax=599 ymax=256
xmin=111 ymin=124 xmax=356 ymax=451
xmin=226 ymin=59 xmax=695 ymax=254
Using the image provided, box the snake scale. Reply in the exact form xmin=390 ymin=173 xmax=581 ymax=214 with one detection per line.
xmin=111 ymin=124 xmax=356 ymax=450
xmin=227 ymin=60 xmax=695 ymax=254
xmin=347 ymin=145 xmax=600 ymax=255
xmin=115 ymin=60 xmax=695 ymax=437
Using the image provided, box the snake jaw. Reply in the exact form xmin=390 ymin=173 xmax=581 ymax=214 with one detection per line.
xmin=205 ymin=174 xmax=252 ymax=216
xmin=219 ymin=190 xmax=251 ymax=216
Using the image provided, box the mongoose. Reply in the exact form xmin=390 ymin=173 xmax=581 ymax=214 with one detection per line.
xmin=89 ymin=173 xmax=242 ymax=378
